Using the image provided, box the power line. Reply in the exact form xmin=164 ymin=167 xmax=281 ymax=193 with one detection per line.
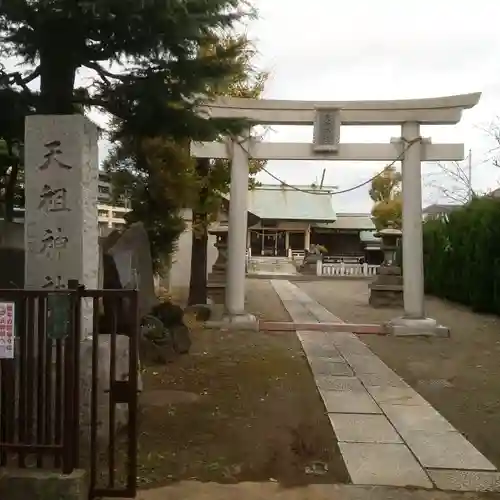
xmin=234 ymin=136 xmax=422 ymax=196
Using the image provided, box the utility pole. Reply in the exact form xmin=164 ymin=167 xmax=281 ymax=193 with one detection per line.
xmin=468 ymin=149 xmax=473 ymax=202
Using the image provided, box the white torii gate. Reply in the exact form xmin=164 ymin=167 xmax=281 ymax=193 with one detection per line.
xmin=191 ymin=93 xmax=481 ymax=333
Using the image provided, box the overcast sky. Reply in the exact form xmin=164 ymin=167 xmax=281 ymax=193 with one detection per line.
xmin=7 ymin=1 xmax=500 ymax=213
xmin=245 ymin=0 xmax=500 ymax=211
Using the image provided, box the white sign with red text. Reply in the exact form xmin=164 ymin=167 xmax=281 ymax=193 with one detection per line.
xmin=0 ymin=302 xmax=15 ymax=359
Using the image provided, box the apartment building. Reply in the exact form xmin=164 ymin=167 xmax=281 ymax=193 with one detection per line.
xmin=97 ymin=172 xmax=130 ymax=234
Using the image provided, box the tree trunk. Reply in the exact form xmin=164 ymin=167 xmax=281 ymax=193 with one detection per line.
xmin=188 ymin=159 xmax=210 ymax=305
xmin=4 ymin=140 xmax=19 ymax=223
xmin=188 ymin=211 xmax=209 ymax=305
xmin=39 ymin=47 xmax=78 ymax=114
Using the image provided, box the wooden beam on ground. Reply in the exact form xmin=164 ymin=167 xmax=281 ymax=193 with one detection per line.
xmin=259 ymin=321 xmax=389 ymax=335
xmin=191 ymin=141 xmax=464 ymax=162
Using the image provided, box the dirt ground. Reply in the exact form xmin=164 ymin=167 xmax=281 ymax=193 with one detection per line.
xmin=134 ymin=280 xmax=348 ymax=489
xmin=298 ymin=279 xmax=500 ymax=470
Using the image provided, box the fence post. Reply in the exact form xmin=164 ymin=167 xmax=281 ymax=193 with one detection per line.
xmin=340 ymin=262 xmax=345 ymax=276
xmin=363 ymin=263 xmax=368 ymax=276
xmin=316 ymin=259 xmax=323 ymax=276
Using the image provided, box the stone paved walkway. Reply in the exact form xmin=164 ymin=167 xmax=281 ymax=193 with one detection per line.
xmin=271 ymin=279 xmax=500 ymax=492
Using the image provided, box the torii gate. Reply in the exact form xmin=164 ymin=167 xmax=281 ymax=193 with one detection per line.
xmin=191 ymin=93 xmax=481 ymax=334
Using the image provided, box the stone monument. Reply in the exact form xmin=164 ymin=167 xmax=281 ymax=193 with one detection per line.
xmin=24 ymin=115 xmax=99 ymax=335
xmin=368 ymin=227 xmax=403 ymax=308
xmin=299 ymin=244 xmax=323 ymax=275
xmin=207 ymin=223 xmax=228 ymax=304
xmin=23 ymin=115 xmax=128 ymax=443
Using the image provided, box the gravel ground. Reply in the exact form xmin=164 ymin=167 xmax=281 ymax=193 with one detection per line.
xmin=245 ymin=279 xmax=292 ymax=322
xmin=131 ymin=280 xmax=347 ymax=489
xmin=170 ymin=280 xmax=292 ymax=322
xmin=298 ymin=279 xmax=500 ymax=470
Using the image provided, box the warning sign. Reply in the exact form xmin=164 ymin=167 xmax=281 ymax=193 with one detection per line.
xmin=0 ymin=302 xmax=15 ymax=359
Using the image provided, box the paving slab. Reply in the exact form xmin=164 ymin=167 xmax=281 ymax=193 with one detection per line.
xmin=381 ymin=404 xmax=456 ymax=434
xmin=339 ymin=442 xmax=433 ymax=487
xmin=309 ymin=358 xmax=354 ymax=376
xmin=298 ymin=330 xmax=334 ymax=344
xmin=357 ymin=372 xmax=409 ymax=388
xmin=330 ymin=413 xmax=403 ymax=444
xmin=428 ymin=469 xmax=500 ymax=492
xmin=403 ymin=431 xmax=496 ymax=470
xmin=367 ymin=386 xmax=429 ymax=406
xmin=271 ymin=279 xmax=499 ymax=490
xmin=315 ymin=375 xmax=366 ymax=392
xmin=342 ymin=354 xmax=392 ymax=374
xmin=280 ymin=299 xmax=317 ymax=321
xmin=302 ymin=344 xmax=343 ymax=358
xmin=305 ymin=301 xmax=343 ymax=322
xmin=321 ymin=389 xmax=382 ymax=414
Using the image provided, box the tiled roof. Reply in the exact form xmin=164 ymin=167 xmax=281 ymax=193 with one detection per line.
xmin=314 ymin=213 xmax=375 ymax=231
xmin=359 ymin=230 xmax=381 ymax=243
xmin=246 ymin=185 xmax=336 ymax=222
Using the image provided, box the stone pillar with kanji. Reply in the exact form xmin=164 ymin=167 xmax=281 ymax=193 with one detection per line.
xmin=24 ymin=115 xmax=99 ymax=336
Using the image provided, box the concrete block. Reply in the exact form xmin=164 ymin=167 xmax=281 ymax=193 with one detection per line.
xmin=315 ymin=375 xmax=366 ymax=392
xmin=366 ymin=386 xmax=429 ymax=406
xmin=309 ymin=358 xmax=354 ymax=376
xmin=428 ymin=469 xmax=500 ymax=492
xmin=339 ymin=442 xmax=432 ymax=487
xmin=321 ymin=389 xmax=382 ymax=414
xmin=0 ymin=469 xmax=88 ymax=500
xmin=381 ymin=404 xmax=456 ymax=435
xmin=330 ymin=413 xmax=403 ymax=443
xmin=403 ymin=431 xmax=496 ymax=470
xmin=357 ymin=372 xmax=409 ymax=388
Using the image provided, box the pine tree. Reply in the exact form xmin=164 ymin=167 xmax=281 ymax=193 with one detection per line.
xmin=0 ymin=0 xmax=251 ymax=118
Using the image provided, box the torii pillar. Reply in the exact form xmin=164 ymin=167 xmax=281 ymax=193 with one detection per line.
xmin=225 ymin=130 xmax=255 ymax=324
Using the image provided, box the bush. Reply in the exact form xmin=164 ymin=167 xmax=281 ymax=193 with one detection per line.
xmin=423 ymin=197 xmax=500 ymax=314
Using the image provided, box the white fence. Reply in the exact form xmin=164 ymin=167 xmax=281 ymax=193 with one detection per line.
xmin=317 ymin=261 xmax=379 ymax=277
xmin=288 ymin=249 xmax=305 ymax=260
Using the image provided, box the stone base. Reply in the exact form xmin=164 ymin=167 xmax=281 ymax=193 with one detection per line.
xmin=0 ymin=469 xmax=88 ymax=500
xmin=378 ymin=265 xmax=402 ymax=276
xmin=386 ymin=316 xmax=450 ymax=337
xmin=206 ymin=282 xmax=226 ymax=305
xmin=369 ymin=286 xmax=404 ymax=308
xmin=205 ymin=312 xmax=259 ymax=331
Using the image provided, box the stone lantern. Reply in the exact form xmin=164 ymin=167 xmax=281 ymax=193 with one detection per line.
xmin=207 ymin=223 xmax=228 ymax=304
xmin=368 ymin=226 xmax=403 ymax=308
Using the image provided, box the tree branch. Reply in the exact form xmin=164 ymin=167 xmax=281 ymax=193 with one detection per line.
xmin=82 ymin=62 xmax=132 ymax=85
xmin=0 ymin=66 xmax=41 ymax=93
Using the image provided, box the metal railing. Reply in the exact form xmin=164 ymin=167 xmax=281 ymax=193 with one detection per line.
xmin=0 ymin=284 xmax=139 ymax=499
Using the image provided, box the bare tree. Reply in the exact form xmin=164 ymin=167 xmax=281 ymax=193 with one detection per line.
xmin=425 ymin=155 xmax=474 ymax=205
xmin=479 ymin=118 xmax=500 ymax=168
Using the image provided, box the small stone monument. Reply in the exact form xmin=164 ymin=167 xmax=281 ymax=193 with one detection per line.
xmin=368 ymin=226 xmax=403 ymax=308
xmin=299 ymin=244 xmax=323 ymax=275
xmin=207 ymin=223 xmax=228 ymax=304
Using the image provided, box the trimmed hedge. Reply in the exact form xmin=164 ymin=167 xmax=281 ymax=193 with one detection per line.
xmin=423 ymin=197 xmax=500 ymax=314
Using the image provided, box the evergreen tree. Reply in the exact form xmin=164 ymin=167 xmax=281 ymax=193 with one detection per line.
xmin=0 ymin=0 xmax=251 ymax=119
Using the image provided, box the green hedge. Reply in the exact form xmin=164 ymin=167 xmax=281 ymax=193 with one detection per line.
xmin=423 ymin=197 xmax=500 ymax=314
